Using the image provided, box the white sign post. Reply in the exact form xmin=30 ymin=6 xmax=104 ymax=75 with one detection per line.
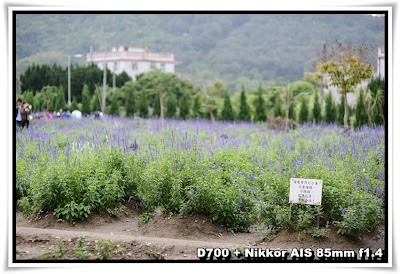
xmin=289 ymin=178 xmax=323 ymax=227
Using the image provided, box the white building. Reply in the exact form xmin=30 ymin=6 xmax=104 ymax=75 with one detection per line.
xmin=86 ymin=45 xmax=180 ymax=81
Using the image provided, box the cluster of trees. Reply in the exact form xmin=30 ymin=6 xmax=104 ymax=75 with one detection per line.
xmin=19 ymin=65 xmax=385 ymax=129
xmin=20 ymin=63 xmax=131 ymax=102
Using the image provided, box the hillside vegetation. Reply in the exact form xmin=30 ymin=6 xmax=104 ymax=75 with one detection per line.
xmin=16 ymin=13 xmax=385 ymax=90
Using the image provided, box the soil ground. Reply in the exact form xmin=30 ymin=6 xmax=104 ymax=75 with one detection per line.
xmin=15 ymin=205 xmax=386 ymax=261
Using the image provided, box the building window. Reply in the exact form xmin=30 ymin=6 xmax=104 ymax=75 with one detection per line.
xmin=132 ymin=62 xmax=137 ymax=71
xmin=150 ymin=62 xmax=156 ymax=69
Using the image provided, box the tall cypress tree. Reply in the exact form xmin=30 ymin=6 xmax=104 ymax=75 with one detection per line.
xmin=125 ymin=86 xmax=136 ymax=117
xmin=139 ymin=89 xmax=149 ymax=118
xmin=289 ymin=103 xmax=296 ymax=120
xmin=355 ymin=90 xmax=368 ymax=128
xmin=298 ymin=97 xmax=309 ymax=124
xmin=108 ymin=94 xmax=120 ymax=116
xmin=253 ymin=83 xmax=267 ymax=122
xmin=81 ymin=84 xmax=91 ymax=114
xmin=274 ymin=97 xmax=284 ymax=118
xmin=166 ymin=94 xmax=177 ymax=118
xmin=191 ymin=93 xmax=203 ymax=118
xmin=312 ymin=91 xmax=322 ymax=123
xmin=220 ymin=90 xmax=235 ymax=121
xmin=238 ymin=84 xmax=250 ymax=121
xmin=324 ymin=91 xmax=336 ymax=124
xmin=179 ymin=92 xmax=190 ymax=119
xmin=337 ymin=95 xmax=350 ymax=126
xmin=153 ymin=92 xmax=160 ymax=117
xmin=70 ymin=96 xmax=78 ymax=112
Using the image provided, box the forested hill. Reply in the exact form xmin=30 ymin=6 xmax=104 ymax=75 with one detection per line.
xmin=16 ymin=13 xmax=385 ymax=90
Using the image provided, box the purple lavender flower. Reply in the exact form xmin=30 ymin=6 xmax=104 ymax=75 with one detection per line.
xmin=376 ymin=186 xmax=383 ymax=198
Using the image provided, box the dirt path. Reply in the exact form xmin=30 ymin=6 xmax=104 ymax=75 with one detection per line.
xmin=15 ymin=209 xmax=386 ymax=261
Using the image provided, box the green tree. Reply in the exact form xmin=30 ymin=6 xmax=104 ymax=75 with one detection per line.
xmin=274 ymin=97 xmax=283 ymax=118
xmin=166 ymin=94 xmax=177 ymax=118
xmin=238 ymin=84 xmax=250 ymax=121
xmin=124 ymin=82 xmax=136 ymax=117
xmin=179 ymin=92 xmax=190 ymax=119
xmin=41 ymin=85 xmax=57 ymax=111
xmin=70 ymin=96 xmax=78 ymax=112
xmin=108 ymin=93 xmax=120 ymax=116
xmin=312 ymin=91 xmax=322 ymax=123
xmin=220 ymin=90 xmax=235 ymax=121
xmin=153 ymin=92 xmax=161 ymax=117
xmin=81 ymin=84 xmax=91 ymax=114
xmin=139 ymin=89 xmax=149 ymax=118
xmin=253 ymin=83 xmax=267 ymax=122
xmin=367 ymin=77 xmax=385 ymax=125
xmin=298 ymin=97 xmax=309 ymax=124
xmin=315 ymin=42 xmax=373 ymax=130
xmin=324 ymin=91 xmax=336 ymax=124
xmin=337 ymin=95 xmax=350 ymax=126
xmin=33 ymin=92 xmax=43 ymax=112
xmin=355 ymin=90 xmax=369 ymax=128
xmin=289 ymin=103 xmax=295 ymax=120
xmin=191 ymin=92 xmax=203 ymax=118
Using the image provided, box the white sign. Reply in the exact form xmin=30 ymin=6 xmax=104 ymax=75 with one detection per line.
xmin=289 ymin=178 xmax=323 ymax=205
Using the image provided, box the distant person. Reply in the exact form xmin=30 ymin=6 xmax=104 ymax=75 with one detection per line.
xmin=71 ymin=109 xmax=82 ymax=120
xmin=16 ymin=98 xmax=23 ymax=128
xmin=45 ymin=110 xmax=52 ymax=120
xmin=65 ymin=109 xmax=71 ymax=118
xmin=21 ymin=102 xmax=32 ymax=129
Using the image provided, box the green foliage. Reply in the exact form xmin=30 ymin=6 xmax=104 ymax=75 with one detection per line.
xmin=108 ymin=94 xmax=120 ymax=116
xmin=22 ymin=90 xmax=34 ymax=107
xmin=253 ymin=83 xmax=267 ymax=122
xmin=238 ymin=84 xmax=251 ymax=121
xmin=90 ymin=93 xmax=101 ymax=113
xmin=124 ymin=82 xmax=136 ymax=117
xmin=81 ymin=84 xmax=91 ymax=114
xmin=290 ymin=80 xmax=317 ymax=96
xmin=308 ymin=227 xmax=328 ymax=238
xmin=368 ymin=77 xmax=385 ymax=125
xmin=70 ymin=96 xmax=78 ymax=112
xmin=298 ymin=97 xmax=309 ymax=123
xmin=220 ymin=90 xmax=235 ymax=121
xmin=191 ymin=92 xmax=203 ymax=118
xmin=315 ymin=44 xmax=374 ymax=129
xmin=16 ymin=119 xmax=385 ymax=234
xmin=324 ymin=91 xmax=336 ymax=124
xmin=54 ymin=201 xmax=91 ymax=221
xmin=336 ymin=95 xmax=349 ymax=126
xmin=179 ymin=92 xmax=190 ymax=119
xmin=355 ymin=90 xmax=369 ymax=128
xmin=41 ymin=85 xmax=57 ymax=111
xmin=17 ymin=14 xmax=384 ymax=89
xmin=138 ymin=89 xmax=149 ymax=118
xmin=153 ymin=92 xmax=161 ymax=117
xmin=312 ymin=91 xmax=322 ymax=123
xmin=273 ymin=97 xmax=284 ymax=118
xmin=138 ymin=212 xmax=154 ymax=227
xmin=288 ymin=102 xmax=295 ymax=120
xmin=106 ymin=205 xmax=126 ymax=217
xmin=166 ymin=94 xmax=177 ymax=118
xmin=17 ymin=197 xmax=33 ymax=217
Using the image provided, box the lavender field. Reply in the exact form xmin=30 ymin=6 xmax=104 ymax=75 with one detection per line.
xmin=16 ymin=118 xmax=385 ymax=235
